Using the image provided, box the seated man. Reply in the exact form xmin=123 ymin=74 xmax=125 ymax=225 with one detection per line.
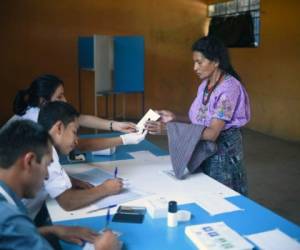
xmin=0 ymin=120 xmax=120 ymax=250
xmin=24 ymin=101 xmax=134 ymax=220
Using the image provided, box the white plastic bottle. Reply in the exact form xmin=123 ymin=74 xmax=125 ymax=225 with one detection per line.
xmin=167 ymin=201 xmax=178 ymax=227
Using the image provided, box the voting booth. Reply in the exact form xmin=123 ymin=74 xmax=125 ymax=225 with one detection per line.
xmin=78 ymin=35 xmax=145 ymax=119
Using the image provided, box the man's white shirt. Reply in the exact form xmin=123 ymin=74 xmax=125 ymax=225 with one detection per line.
xmin=9 ymin=106 xmax=72 ymax=218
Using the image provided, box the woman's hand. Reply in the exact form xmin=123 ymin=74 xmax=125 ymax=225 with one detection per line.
xmin=157 ymin=110 xmax=176 ymax=123
xmin=144 ymin=121 xmax=167 ymax=135
xmin=113 ymin=121 xmax=136 ymax=133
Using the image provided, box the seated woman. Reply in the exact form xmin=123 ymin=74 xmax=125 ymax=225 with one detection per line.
xmin=10 ymin=74 xmax=146 ymax=151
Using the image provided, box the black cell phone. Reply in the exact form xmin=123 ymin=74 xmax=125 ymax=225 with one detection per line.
xmin=112 ymin=206 xmax=146 ymax=224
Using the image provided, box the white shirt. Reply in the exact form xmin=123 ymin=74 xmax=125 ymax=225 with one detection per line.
xmin=9 ymin=107 xmax=72 ymax=218
xmin=21 ymin=107 xmax=40 ymax=122
xmin=22 ymin=146 xmax=72 ymax=219
xmin=7 ymin=107 xmax=40 ymax=124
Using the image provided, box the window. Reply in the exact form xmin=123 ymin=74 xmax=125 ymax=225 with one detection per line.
xmin=208 ymin=0 xmax=260 ymax=47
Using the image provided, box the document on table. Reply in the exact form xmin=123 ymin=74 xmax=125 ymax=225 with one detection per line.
xmin=83 ymin=241 xmax=123 ymax=250
xmin=194 ymin=193 xmax=242 ymax=216
xmin=88 ymin=188 xmax=144 ymax=212
xmin=69 ymin=168 xmax=147 ymax=211
xmin=83 ymin=235 xmax=123 ymax=250
xmin=129 ymin=151 xmax=158 ymax=161
xmin=245 ymin=229 xmax=300 ymax=250
xmin=69 ymin=168 xmax=113 ymax=186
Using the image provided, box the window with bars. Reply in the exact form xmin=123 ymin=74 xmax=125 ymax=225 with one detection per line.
xmin=208 ymin=0 xmax=260 ymax=47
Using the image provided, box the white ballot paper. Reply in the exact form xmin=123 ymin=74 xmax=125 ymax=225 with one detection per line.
xmin=83 ymin=234 xmax=123 ymax=250
xmin=69 ymin=168 xmax=147 ymax=211
xmin=136 ymin=109 xmax=160 ymax=133
xmin=129 ymin=151 xmax=159 ymax=161
xmin=88 ymin=188 xmax=144 ymax=212
xmin=69 ymin=168 xmax=114 ymax=186
xmin=246 ymin=229 xmax=300 ymax=250
xmin=195 ymin=193 xmax=242 ymax=216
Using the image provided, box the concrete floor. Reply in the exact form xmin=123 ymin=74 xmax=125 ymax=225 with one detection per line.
xmin=147 ymin=128 xmax=300 ymax=226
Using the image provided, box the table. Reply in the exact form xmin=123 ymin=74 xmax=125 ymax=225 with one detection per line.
xmin=47 ymin=133 xmax=300 ymax=250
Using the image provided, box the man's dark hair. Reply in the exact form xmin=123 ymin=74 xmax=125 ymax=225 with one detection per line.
xmin=0 ymin=120 xmax=51 ymax=169
xmin=38 ymin=101 xmax=80 ymax=132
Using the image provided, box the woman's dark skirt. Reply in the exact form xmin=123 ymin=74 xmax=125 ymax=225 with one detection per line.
xmin=201 ymin=128 xmax=248 ymax=196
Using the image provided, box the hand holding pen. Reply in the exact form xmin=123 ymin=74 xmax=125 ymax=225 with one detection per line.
xmin=101 ymin=178 xmax=123 ymax=196
xmin=103 ymin=168 xmax=118 ymax=231
xmin=100 ymin=166 xmax=122 ymax=196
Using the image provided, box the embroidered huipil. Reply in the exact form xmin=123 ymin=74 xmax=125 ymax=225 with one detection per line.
xmin=189 ymin=75 xmax=250 ymax=129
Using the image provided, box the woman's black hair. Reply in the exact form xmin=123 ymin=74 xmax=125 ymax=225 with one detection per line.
xmin=13 ymin=74 xmax=64 ymax=115
xmin=192 ymin=36 xmax=241 ymax=81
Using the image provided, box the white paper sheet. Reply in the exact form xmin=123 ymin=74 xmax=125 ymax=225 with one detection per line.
xmin=69 ymin=168 xmax=148 ymax=213
xmin=136 ymin=109 xmax=160 ymax=133
xmin=194 ymin=193 xmax=242 ymax=216
xmin=48 ymin=157 xmax=240 ymax=222
xmin=69 ymin=168 xmax=114 ymax=186
xmin=246 ymin=229 xmax=300 ymax=250
xmin=83 ymin=232 xmax=123 ymax=250
xmin=129 ymin=151 xmax=158 ymax=161
xmin=87 ymin=188 xmax=144 ymax=212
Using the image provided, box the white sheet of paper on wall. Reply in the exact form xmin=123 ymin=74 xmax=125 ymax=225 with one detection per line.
xmin=137 ymin=109 xmax=160 ymax=133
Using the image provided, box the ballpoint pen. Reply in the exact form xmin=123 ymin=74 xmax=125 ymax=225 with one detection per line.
xmin=105 ymin=207 xmax=111 ymax=229
xmin=86 ymin=204 xmax=117 ymax=214
xmin=114 ymin=166 xmax=118 ymax=178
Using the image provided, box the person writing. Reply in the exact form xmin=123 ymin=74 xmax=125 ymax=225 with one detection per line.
xmin=145 ymin=36 xmax=250 ymax=195
xmin=21 ymin=101 xmax=129 ymax=221
xmin=0 ymin=120 xmax=120 ymax=250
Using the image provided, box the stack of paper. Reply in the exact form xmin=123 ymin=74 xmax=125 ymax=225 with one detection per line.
xmin=185 ymin=222 xmax=253 ymax=250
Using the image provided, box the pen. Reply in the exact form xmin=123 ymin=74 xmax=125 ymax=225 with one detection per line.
xmin=86 ymin=204 xmax=117 ymax=214
xmin=105 ymin=207 xmax=111 ymax=228
xmin=114 ymin=166 xmax=118 ymax=178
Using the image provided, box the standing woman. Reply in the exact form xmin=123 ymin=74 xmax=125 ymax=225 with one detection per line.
xmin=10 ymin=74 xmax=145 ymax=151
xmin=146 ymin=36 xmax=250 ymax=195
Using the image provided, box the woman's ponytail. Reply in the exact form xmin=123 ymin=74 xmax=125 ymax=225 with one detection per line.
xmin=13 ymin=89 xmax=29 ymax=115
